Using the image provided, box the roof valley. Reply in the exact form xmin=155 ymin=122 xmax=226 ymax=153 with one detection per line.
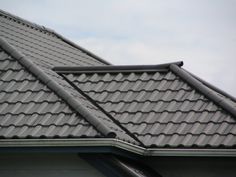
xmin=0 ymin=37 xmax=115 ymax=138
xmin=60 ymin=73 xmax=145 ymax=146
xmin=1 ymin=8 xmax=236 ymax=149
xmin=58 ymin=64 xmax=236 ymax=148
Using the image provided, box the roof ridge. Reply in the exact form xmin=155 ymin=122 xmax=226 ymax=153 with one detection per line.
xmin=0 ymin=9 xmax=55 ymax=34
xmin=170 ymin=64 xmax=236 ymax=118
xmin=53 ymin=61 xmax=184 ymax=73
xmin=0 ymin=9 xmax=110 ymax=65
xmin=183 ymin=68 xmax=236 ymax=102
xmin=0 ymin=37 xmax=116 ymax=138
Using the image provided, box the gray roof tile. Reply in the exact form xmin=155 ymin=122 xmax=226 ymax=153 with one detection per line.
xmin=0 ymin=10 xmax=138 ymax=144
xmin=1 ymin=9 xmax=236 ymax=150
xmin=60 ymin=65 xmax=236 ymax=148
xmin=0 ymin=49 xmax=102 ymax=138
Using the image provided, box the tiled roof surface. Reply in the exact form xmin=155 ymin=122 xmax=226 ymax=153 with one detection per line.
xmin=0 ymin=10 xmax=137 ymax=144
xmin=0 ymin=10 xmax=113 ymax=135
xmin=1 ymin=9 xmax=236 ymax=150
xmin=61 ymin=65 xmax=236 ymax=148
xmin=0 ymin=48 xmax=102 ymax=138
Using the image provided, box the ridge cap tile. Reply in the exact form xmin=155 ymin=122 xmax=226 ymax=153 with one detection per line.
xmin=170 ymin=64 xmax=236 ymax=118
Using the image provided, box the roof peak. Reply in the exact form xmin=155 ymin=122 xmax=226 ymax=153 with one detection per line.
xmin=53 ymin=61 xmax=184 ymax=74
xmin=0 ymin=9 xmax=55 ymax=35
xmin=0 ymin=9 xmax=111 ymax=65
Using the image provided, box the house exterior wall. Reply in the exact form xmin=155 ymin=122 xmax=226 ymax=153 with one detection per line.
xmin=0 ymin=153 xmax=105 ymax=177
xmin=144 ymin=156 xmax=236 ymax=177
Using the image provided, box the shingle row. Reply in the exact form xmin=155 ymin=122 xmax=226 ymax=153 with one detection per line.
xmin=73 ymin=71 xmax=176 ymax=83
xmin=87 ymin=89 xmax=207 ymax=103
xmin=111 ymin=111 xmax=235 ymax=124
xmin=138 ymin=134 xmax=236 ymax=147
xmin=0 ymin=124 xmax=100 ymax=139
xmin=74 ymin=77 xmax=191 ymax=92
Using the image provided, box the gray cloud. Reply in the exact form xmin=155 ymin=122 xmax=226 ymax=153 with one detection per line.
xmin=1 ymin=0 xmax=236 ymax=96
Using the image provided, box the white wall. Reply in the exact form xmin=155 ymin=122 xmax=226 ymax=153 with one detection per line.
xmin=0 ymin=153 xmax=105 ymax=177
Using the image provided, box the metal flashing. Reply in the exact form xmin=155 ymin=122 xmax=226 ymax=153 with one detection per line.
xmin=0 ymin=37 xmax=116 ymax=138
xmin=170 ymin=64 xmax=236 ymax=118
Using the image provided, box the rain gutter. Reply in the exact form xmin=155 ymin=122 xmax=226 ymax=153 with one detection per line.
xmin=1 ymin=138 xmax=236 ymax=157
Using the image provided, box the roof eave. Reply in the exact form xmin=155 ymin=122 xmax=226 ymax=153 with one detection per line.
xmin=0 ymin=138 xmax=144 ymax=155
xmin=1 ymin=138 xmax=236 ymax=157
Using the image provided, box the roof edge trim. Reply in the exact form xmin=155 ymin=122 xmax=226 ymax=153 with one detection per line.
xmin=1 ymin=139 xmax=236 ymax=157
xmin=53 ymin=61 xmax=183 ymax=73
xmin=53 ymin=32 xmax=111 ymax=65
xmin=0 ymin=37 xmax=116 ymax=138
xmin=170 ymin=64 xmax=236 ymax=118
xmin=60 ymin=74 xmax=143 ymax=146
xmin=0 ymin=9 xmax=110 ymax=65
xmin=0 ymin=9 xmax=54 ymax=34
xmin=184 ymin=68 xmax=236 ymax=102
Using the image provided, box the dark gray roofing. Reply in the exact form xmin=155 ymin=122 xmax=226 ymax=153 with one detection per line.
xmin=0 ymin=45 xmax=101 ymax=138
xmin=57 ymin=64 xmax=236 ymax=148
xmin=0 ymin=10 xmax=137 ymax=144
xmin=0 ymin=38 xmax=137 ymax=143
xmin=1 ymin=9 xmax=236 ymax=150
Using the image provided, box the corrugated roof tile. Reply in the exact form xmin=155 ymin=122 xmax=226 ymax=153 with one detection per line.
xmin=0 ymin=11 xmax=139 ymax=144
xmin=61 ymin=66 xmax=236 ymax=148
xmin=0 ymin=49 xmax=104 ymax=139
xmin=1 ymin=9 xmax=236 ymax=150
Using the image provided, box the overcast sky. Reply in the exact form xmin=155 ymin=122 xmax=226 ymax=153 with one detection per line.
xmin=1 ymin=0 xmax=236 ymax=96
